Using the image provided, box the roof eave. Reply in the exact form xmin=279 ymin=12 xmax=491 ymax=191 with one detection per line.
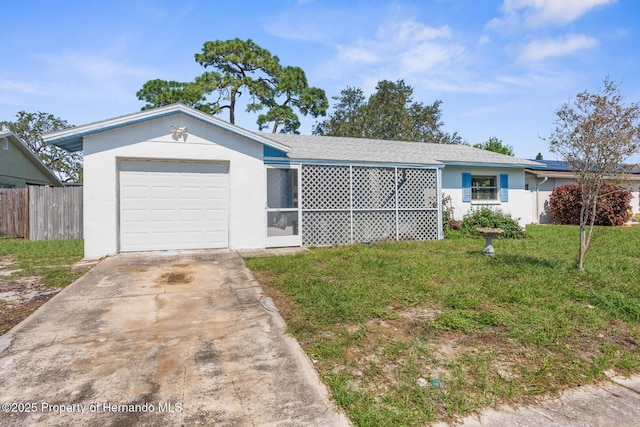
xmin=280 ymin=156 xmax=443 ymax=168
xmin=442 ymin=160 xmax=545 ymax=169
xmin=526 ymin=169 xmax=640 ymax=181
xmin=43 ymin=104 xmax=291 ymax=153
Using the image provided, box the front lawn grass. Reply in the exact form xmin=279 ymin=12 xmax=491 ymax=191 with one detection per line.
xmin=0 ymin=238 xmax=84 ymax=287
xmin=245 ymin=225 xmax=640 ymax=425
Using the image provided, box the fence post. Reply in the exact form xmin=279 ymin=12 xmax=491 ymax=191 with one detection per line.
xmin=24 ymin=185 xmax=30 ymax=240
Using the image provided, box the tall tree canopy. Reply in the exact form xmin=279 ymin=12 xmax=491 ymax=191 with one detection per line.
xmin=0 ymin=111 xmax=81 ymax=183
xmin=194 ymin=38 xmax=280 ymax=124
xmin=546 ymin=77 xmax=640 ymax=270
xmin=257 ymin=66 xmax=329 ymax=133
xmin=136 ymin=79 xmax=214 ymax=114
xmin=313 ymin=79 xmax=462 ymax=144
xmin=137 ymin=38 xmax=327 ymax=133
xmin=473 ymin=137 xmax=514 ymax=156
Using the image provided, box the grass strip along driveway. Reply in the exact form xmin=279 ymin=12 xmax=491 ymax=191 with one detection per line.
xmin=0 ymin=239 xmax=84 ymax=334
xmin=245 ymin=225 xmax=640 ymax=426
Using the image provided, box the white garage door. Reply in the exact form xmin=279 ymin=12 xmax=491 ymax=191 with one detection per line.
xmin=119 ymin=160 xmax=229 ymax=252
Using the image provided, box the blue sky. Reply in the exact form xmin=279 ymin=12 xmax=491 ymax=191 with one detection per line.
xmin=2 ymin=0 xmax=639 ymax=160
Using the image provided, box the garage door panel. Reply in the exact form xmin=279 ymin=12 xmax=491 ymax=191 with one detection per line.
xmin=151 ymin=210 xmax=175 ymax=222
xmin=119 ymin=160 xmax=229 ymax=252
xmin=179 ymin=209 xmax=202 ymax=221
xmin=121 ymin=209 xmax=147 ymax=221
xmin=151 ymin=186 xmax=175 ymax=199
xmin=122 ymin=186 xmax=147 ymax=199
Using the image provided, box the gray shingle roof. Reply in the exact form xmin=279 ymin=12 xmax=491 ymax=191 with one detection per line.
xmin=260 ymin=133 xmax=544 ymax=168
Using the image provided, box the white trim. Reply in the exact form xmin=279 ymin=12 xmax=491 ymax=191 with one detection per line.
xmin=265 ymin=164 xmax=302 ymax=248
xmin=44 ymin=104 xmax=291 ymax=153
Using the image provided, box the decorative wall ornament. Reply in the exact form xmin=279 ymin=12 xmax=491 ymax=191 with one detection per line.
xmin=170 ymin=125 xmax=188 ymax=140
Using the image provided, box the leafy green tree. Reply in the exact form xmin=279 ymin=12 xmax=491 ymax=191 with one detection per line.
xmin=546 ymin=77 xmax=640 ymax=270
xmin=257 ymin=66 xmax=328 ymax=133
xmin=312 ymin=87 xmax=367 ymax=137
xmin=137 ymin=39 xmax=327 ymax=133
xmin=313 ymin=79 xmax=462 ymax=144
xmin=136 ymin=79 xmax=214 ymax=113
xmin=0 ymin=111 xmax=81 ymax=183
xmin=194 ymin=38 xmax=280 ymax=124
xmin=535 ymin=152 xmax=544 ymax=160
xmin=473 ymin=137 xmax=514 ymax=156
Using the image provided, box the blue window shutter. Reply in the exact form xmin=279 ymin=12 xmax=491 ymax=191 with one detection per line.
xmin=500 ymin=174 xmax=509 ymax=202
xmin=462 ymin=173 xmax=471 ymax=202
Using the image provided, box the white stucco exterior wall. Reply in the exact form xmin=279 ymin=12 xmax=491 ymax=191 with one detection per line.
xmin=82 ymin=113 xmax=266 ymax=259
xmin=442 ymin=166 xmax=533 ymax=227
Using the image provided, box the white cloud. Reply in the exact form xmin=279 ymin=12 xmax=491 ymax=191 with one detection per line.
xmin=477 ymin=35 xmax=491 ymax=47
xmin=325 ymin=18 xmax=463 ymax=84
xmin=501 ymin=0 xmax=616 ymax=27
xmin=0 ymin=80 xmax=42 ymax=95
xmin=399 ymin=42 xmax=463 ymax=74
xmin=0 ymin=50 xmax=155 ymax=111
xmin=262 ymin=8 xmax=345 ymax=43
xmin=37 ymin=51 xmax=149 ymax=80
xmin=336 ymin=44 xmax=381 ymax=64
xmin=461 ymin=106 xmax=501 ymax=118
xmin=519 ymin=34 xmax=598 ymax=61
xmin=391 ymin=20 xmax=451 ymax=44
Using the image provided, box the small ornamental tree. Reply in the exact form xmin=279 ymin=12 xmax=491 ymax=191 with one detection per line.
xmin=549 ymin=184 xmax=632 ymax=226
xmin=546 ymin=78 xmax=640 ymax=270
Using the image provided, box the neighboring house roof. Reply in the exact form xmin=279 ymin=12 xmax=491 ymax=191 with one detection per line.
xmin=0 ymin=131 xmax=62 ymax=186
xmin=529 ymin=159 xmax=573 ymax=172
xmin=43 ymin=104 xmax=291 ymax=153
xmin=262 ymin=133 xmax=544 ymax=168
xmin=526 ymin=159 xmax=640 ymax=180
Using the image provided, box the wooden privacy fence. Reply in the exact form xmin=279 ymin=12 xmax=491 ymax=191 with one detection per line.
xmin=0 ymin=185 xmax=82 ymax=240
xmin=0 ymin=188 xmax=27 ymax=238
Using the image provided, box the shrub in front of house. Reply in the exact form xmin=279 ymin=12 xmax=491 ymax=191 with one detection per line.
xmin=548 ymin=184 xmax=632 ymax=226
xmin=460 ymin=206 xmax=525 ymax=238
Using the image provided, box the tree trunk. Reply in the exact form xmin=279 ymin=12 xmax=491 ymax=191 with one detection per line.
xmin=229 ymin=90 xmax=236 ymax=124
xmin=578 ymin=223 xmax=586 ymax=270
xmin=578 ymin=193 xmax=599 ymax=271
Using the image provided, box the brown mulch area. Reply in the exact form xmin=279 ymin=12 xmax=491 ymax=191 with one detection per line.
xmin=0 ymin=293 xmax=58 ymax=334
xmin=0 ymin=255 xmax=61 ymax=335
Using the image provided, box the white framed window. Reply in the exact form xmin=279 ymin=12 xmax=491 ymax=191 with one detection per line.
xmin=462 ymin=172 xmax=509 ymax=202
xmin=472 ymin=175 xmax=497 ymax=200
xmin=2 ymin=138 xmax=8 ymax=150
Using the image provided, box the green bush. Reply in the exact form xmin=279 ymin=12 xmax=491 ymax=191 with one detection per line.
xmin=460 ymin=207 xmax=525 ymax=238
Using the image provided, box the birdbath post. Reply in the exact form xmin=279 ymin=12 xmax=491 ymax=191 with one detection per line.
xmin=476 ymin=228 xmax=503 ymax=256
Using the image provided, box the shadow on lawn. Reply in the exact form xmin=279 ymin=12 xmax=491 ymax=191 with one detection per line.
xmin=466 ymin=251 xmax=560 ymax=269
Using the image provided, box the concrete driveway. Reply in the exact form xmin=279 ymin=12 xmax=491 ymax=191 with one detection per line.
xmin=0 ymin=250 xmax=349 ymax=427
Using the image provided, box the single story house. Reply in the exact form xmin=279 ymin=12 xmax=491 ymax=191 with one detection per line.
xmin=0 ymin=131 xmax=62 ymax=188
xmin=526 ymin=160 xmax=640 ymax=223
xmin=44 ymin=104 xmax=543 ymax=259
